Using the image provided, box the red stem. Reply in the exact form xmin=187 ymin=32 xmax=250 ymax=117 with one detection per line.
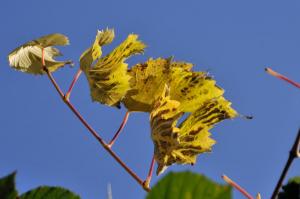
xmin=108 ymin=111 xmax=130 ymax=147
xmin=143 ymin=155 xmax=155 ymax=189
xmin=265 ymin=67 xmax=300 ymax=89
xmin=65 ymin=69 xmax=82 ymax=101
xmin=222 ymin=175 xmax=254 ymax=199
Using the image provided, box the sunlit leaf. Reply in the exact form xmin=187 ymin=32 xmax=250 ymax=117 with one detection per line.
xmin=8 ymin=33 xmax=72 ymax=74
xmin=123 ymin=58 xmax=192 ymax=112
xmin=170 ymin=60 xmax=193 ymax=71
xmin=80 ymin=28 xmax=115 ymax=71
xmin=147 ymin=171 xmax=232 ymax=199
xmin=0 ymin=172 xmax=18 ymax=199
xmin=123 ymin=57 xmax=224 ymax=113
xmin=170 ymin=67 xmax=224 ymax=112
xmin=150 ymin=85 xmax=182 ymax=174
xmin=151 ymin=86 xmax=237 ymax=175
xmin=82 ymin=30 xmax=146 ymax=107
xmin=123 ymin=58 xmax=173 ymax=112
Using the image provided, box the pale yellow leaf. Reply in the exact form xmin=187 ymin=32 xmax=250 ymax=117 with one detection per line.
xmin=8 ymin=33 xmax=72 ymax=74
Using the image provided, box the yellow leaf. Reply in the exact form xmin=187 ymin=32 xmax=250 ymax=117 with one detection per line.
xmin=170 ymin=60 xmax=193 ymax=71
xmin=170 ymin=68 xmax=224 ymax=112
xmin=151 ymin=86 xmax=237 ymax=175
xmin=176 ymin=97 xmax=237 ymax=163
xmin=123 ymin=58 xmax=192 ymax=112
xmin=150 ymin=85 xmax=182 ymax=175
xmin=123 ymin=58 xmax=222 ymax=113
xmin=123 ymin=57 xmax=172 ymax=112
xmin=82 ymin=30 xmax=146 ymax=107
xmin=92 ymin=34 xmax=145 ymax=73
xmin=88 ymin=62 xmax=131 ymax=107
xmin=8 ymin=33 xmax=72 ymax=75
xmin=80 ymin=28 xmax=115 ymax=71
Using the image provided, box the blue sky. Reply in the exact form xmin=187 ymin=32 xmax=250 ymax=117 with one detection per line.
xmin=1 ymin=0 xmax=300 ymax=198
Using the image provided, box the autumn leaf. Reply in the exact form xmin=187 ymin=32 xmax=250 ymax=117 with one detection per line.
xmin=81 ymin=29 xmax=146 ymax=108
xmin=80 ymin=28 xmax=115 ymax=72
xmin=123 ymin=57 xmax=173 ymax=112
xmin=150 ymin=85 xmax=182 ymax=175
xmin=169 ymin=67 xmax=224 ymax=112
xmin=123 ymin=57 xmax=224 ymax=113
xmin=8 ymin=33 xmax=72 ymax=74
xmin=123 ymin=57 xmax=193 ymax=112
xmin=150 ymin=85 xmax=237 ymax=175
xmin=127 ymin=57 xmax=237 ymax=175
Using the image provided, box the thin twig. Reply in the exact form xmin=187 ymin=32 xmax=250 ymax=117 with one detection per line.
xmin=271 ymin=128 xmax=300 ymax=199
xmin=108 ymin=111 xmax=130 ymax=148
xmin=65 ymin=69 xmax=82 ymax=101
xmin=41 ymin=50 xmax=150 ymax=192
xmin=143 ymin=155 xmax=155 ymax=189
xmin=222 ymin=175 xmax=254 ymax=199
xmin=265 ymin=68 xmax=300 ymax=89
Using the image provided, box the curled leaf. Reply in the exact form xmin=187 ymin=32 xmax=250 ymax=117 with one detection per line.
xmin=151 ymin=86 xmax=237 ymax=175
xmin=150 ymin=85 xmax=182 ymax=175
xmin=81 ymin=30 xmax=146 ymax=107
xmin=80 ymin=28 xmax=115 ymax=71
xmin=8 ymin=33 xmax=72 ymax=74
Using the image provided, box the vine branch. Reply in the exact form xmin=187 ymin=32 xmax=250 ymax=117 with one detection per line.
xmin=41 ymin=49 xmax=150 ymax=192
xmin=65 ymin=69 xmax=82 ymax=101
xmin=45 ymin=67 xmax=150 ymax=192
xmin=108 ymin=111 xmax=130 ymax=148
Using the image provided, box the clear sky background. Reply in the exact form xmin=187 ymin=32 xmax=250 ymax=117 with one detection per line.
xmin=1 ymin=0 xmax=300 ymax=198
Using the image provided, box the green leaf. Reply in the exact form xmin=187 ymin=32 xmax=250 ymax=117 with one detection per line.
xmin=0 ymin=172 xmax=18 ymax=199
xmin=20 ymin=186 xmax=81 ymax=199
xmin=146 ymin=171 xmax=232 ymax=199
xmin=278 ymin=176 xmax=300 ymax=199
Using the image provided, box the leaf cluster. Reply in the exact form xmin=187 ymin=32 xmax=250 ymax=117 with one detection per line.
xmin=7 ymin=29 xmax=237 ymax=175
